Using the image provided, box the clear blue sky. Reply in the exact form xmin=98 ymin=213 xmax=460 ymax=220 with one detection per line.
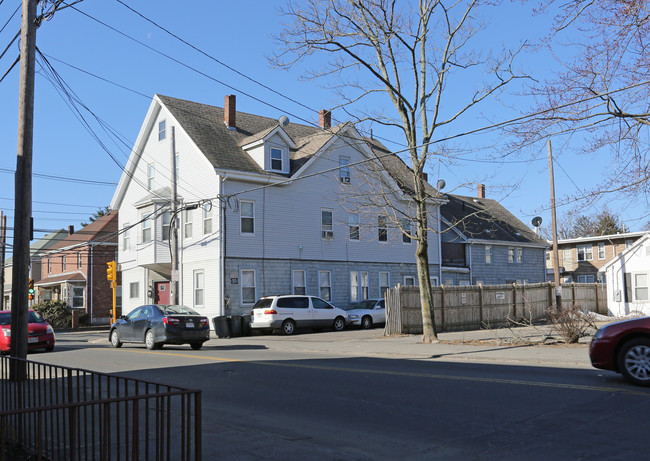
xmin=0 ymin=0 xmax=645 ymax=255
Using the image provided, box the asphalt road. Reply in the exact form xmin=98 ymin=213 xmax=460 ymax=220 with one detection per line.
xmin=30 ymin=328 xmax=650 ymax=460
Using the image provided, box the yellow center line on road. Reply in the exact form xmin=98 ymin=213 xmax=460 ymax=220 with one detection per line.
xmin=117 ymin=348 xmax=650 ymax=397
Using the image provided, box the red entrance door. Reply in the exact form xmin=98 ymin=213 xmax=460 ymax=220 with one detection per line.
xmin=154 ymin=282 xmax=171 ymax=304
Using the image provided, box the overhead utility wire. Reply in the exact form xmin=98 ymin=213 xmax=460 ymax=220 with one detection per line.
xmin=0 ymin=167 xmax=116 ymax=186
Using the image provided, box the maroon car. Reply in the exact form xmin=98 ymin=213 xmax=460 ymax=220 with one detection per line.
xmin=589 ymin=316 xmax=650 ymax=386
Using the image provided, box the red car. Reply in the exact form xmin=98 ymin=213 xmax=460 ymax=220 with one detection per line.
xmin=0 ymin=309 xmax=56 ymax=353
xmin=589 ymin=316 xmax=650 ymax=386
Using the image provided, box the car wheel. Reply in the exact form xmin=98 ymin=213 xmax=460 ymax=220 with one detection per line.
xmin=110 ymin=329 xmax=123 ymax=348
xmin=333 ymin=316 xmax=346 ymax=331
xmin=617 ymin=338 xmax=650 ymax=386
xmin=281 ymin=319 xmax=296 ymax=335
xmin=361 ymin=316 xmax=373 ymax=329
xmin=190 ymin=342 xmax=203 ymax=350
xmin=145 ymin=329 xmax=159 ymax=350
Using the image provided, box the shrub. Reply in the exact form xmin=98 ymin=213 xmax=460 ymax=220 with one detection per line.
xmin=32 ymin=301 xmax=72 ymax=329
xmin=547 ymin=304 xmax=596 ymax=344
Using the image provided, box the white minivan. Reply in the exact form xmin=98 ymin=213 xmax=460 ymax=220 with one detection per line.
xmin=250 ymin=295 xmax=350 ymax=335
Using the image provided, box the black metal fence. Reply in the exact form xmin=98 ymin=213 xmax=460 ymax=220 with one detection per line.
xmin=0 ymin=356 xmax=201 ymax=461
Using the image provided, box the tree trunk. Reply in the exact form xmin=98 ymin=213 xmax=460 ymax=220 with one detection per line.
xmin=414 ymin=184 xmax=438 ymax=343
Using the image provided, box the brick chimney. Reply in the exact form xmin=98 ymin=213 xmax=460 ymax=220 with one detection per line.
xmin=477 ymin=184 xmax=486 ymax=199
xmin=224 ymin=95 xmax=236 ymax=130
xmin=68 ymin=225 xmax=75 ymax=236
xmin=319 ymin=109 xmax=331 ymax=129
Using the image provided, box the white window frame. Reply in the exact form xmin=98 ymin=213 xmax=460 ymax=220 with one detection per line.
xmin=634 ymin=273 xmax=648 ymax=301
xmin=626 ymin=239 xmax=634 ymax=248
xmin=516 ymin=247 xmax=523 ymax=263
xmin=72 ymin=286 xmax=84 ymax=308
xmin=485 ymin=245 xmax=492 ymax=264
xmin=61 ymin=256 xmax=66 ymax=272
xmin=48 ymin=258 xmax=52 ymax=274
xmin=598 ymin=242 xmax=606 ymax=260
xmin=77 ymin=251 xmax=82 ymax=269
xmin=378 ymin=215 xmax=387 ymax=242
xmin=401 ymin=219 xmax=412 ymax=244
xmin=292 ymin=270 xmax=306 ymax=295
xmin=162 ymin=211 xmax=171 ymax=241
xmin=349 ymin=213 xmax=359 ymax=241
xmin=563 ymin=248 xmax=572 ymax=263
xmin=322 ymin=209 xmax=333 ymax=239
xmin=184 ymin=209 xmax=193 ymax=239
xmin=508 ymin=247 xmax=515 ymax=263
xmin=339 ymin=156 xmax=350 ymax=182
xmin=193 ymin=270 xmax=204 ymax=307
xmin=129 ymin=282 xmax=139 ymax=299
xmin=430 ymin=276 xmax=439 ymax=286
xmin=122 ymin=224 xmax=130 ymax=251
xmin=241 ymin=269 xmax=256 ymax=304
xmin=203 ymin=203 xmax=213 ymax=235
xmin=350 ymin=271 xmax=359 ymax=302
xmin=577 ymin=244 xmax=593 ymax=261
xmin=240 ymin=200 xmax=255 ymax=235
xmin=147 ymin=163 xmax=155 ymax=190
xmin=404 ymin=276 xmax=416 ymax=286
xmin=379 ymin=271 xmax=390 ymax=298
xmin=141 ymin=213 xmax=152 ymax=243
xmin=319 ymin=270 xmax=332 ymax=301
xmin=158 ymin=120 xmax=166 ymax=141
xmin=270 ymin=147 xmax=283 ymax=171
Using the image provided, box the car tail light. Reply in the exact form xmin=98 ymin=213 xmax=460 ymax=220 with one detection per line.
xmin=264 ymin=309 xmax=277 ymax=315
xmin=163 ymin=317 xmax=180 ymax=325
xmin=199 ymin=318 xmax=209 ymax=325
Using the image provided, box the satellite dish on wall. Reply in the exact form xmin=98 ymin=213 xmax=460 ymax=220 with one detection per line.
xmin=278 ymin=115 xmax=290 ymax=127
xmin=531 ymin=216 xmax=543 ymax=227
xmin=436 ymin=179 xmax=446 ymax=191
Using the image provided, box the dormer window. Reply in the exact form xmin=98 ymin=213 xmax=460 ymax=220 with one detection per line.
xmin=270 ymin=147 xmax=283 ymax=171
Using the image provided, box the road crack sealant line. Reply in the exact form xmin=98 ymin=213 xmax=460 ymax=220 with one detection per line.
xmin=117 ymin=348 xmax=650 ymax=397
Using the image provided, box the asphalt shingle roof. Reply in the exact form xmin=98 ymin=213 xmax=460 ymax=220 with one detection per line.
xmin=441 ymin=194 xmax=546 ymax=245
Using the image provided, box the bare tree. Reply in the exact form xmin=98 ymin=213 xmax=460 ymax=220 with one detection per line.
xmin=514 ymin=0 xmax=650 ymax=200
xmin=273 ymin=0 xmax=527 ymax=342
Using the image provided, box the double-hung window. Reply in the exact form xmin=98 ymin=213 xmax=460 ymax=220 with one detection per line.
xmin=162 ymin=211 xmax=171 ymax=241
xmin=141 ymin=213 xmax=152 ymax=243
xmin=516 ymin=248 xmax=523 ymax=263
xmin=378 ymin=215 xmax=387 ymax=242
xmin=322 ymin=209 xmax=333 ymax=239
xmin=147 ymin=164 xmax=155 ymax=190
xmin=485 ymin=246 xmax=492 ymax=264
xmin=61 ymin=256 xmax=66 ymax=272
xmin=401 ymin=218 xmax=412 ymax=244
xmin=339 ymin=156 xmax=350 ymax=183
xmin=379 ymin=271 xmax=390 ymax=297
xmin=130 ymin=282 xmax=139 ymax=298
xmin=270 ymin=147 xmax=283 ymax=171
xmin=241 ymin=201 xmax=255 ymax=234
xmin=122 ymin=224 xmax=130 ymax=251
xmin=577 ymin=244 xmax=593 ymax=261
xmin=184 ymin=209 xmax=193 ymax=239
xmin=158 ymin=120 xmax=166 ymax=141
xmin=203 ymin=203 xmax=213 ymax=234
xmin=635 ymin=273 xmax=648 ymax=301
xmin=77 ymin=251 xmax=82 ymax=269
xmin=349 ymin=213 xmax=359 ymax=240
xmin=194 ymin=270 xmax=204 ymax=307
xmin=293 ymin=270 xmax=306 ymax=295
xmin=241 ymin=269 xmax=256 ymax=304
xmin=508 ymin=247 xmax=515 ymax=263
xmin=319 ymin=271 xmax=332 ymax=301
xmin=598 ymin=242 xmax=606 ymax=260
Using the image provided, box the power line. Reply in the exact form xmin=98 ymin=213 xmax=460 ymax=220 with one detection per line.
xmin=0 ymin=167 xmax=116 ymax=186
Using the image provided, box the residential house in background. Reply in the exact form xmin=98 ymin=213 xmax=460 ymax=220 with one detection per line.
xmin=600 ymin=233 xmax=650 ymax=316
xmin=110 ymin=94 xmax=446 ymax=321
xmin=35 ymin=212 xmax=119 ymax=324
xmin=439 ymin=185 xmax=549 ymax=285
xmin=2 ymin=229 xmax=67 ymax=309
xmin=546 ymin=231 xmax=648 ymax=283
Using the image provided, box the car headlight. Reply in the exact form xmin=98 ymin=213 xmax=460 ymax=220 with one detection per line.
xmin=46 ymin=325 xmax=54 ymax=334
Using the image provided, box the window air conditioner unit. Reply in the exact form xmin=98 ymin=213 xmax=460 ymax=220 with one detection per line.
xmin=340 ymin=176 xmax=350 ymax=183
xmin=322 ymin=230 xmax=334 ymax=239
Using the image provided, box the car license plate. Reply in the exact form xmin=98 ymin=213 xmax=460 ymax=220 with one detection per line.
xmin=28 ymin=336 xmax=38 ymax=343
xmin=186 ymin=322 xmax=194 ymax=328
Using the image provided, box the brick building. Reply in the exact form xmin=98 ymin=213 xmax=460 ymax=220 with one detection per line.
xmin=35 ymin=212 xmax=119 ymax=324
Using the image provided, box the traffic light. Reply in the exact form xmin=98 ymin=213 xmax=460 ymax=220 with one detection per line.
xmin=28 ymin=278 xmax=35 ymax=300
xmin=106 ymin=261 xmax=117 ymax=281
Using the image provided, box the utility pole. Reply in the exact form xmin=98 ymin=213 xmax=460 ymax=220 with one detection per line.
xmin=10 ymin=0 xmax=38 ymax=377
xmin=170 ymin=126 xmax=179 ymax=305
xmin=0 ymin=212 xmax=5 ymax=309
xmin=547 ymin=140 xmax=562 ymax=310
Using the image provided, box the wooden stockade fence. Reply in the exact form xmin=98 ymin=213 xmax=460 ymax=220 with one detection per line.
xmin=385 ymin=282 xmax=608 ymax=335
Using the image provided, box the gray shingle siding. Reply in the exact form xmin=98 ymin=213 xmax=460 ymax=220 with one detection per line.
xmin=470 ymin=244 xmax=547 ymax=285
